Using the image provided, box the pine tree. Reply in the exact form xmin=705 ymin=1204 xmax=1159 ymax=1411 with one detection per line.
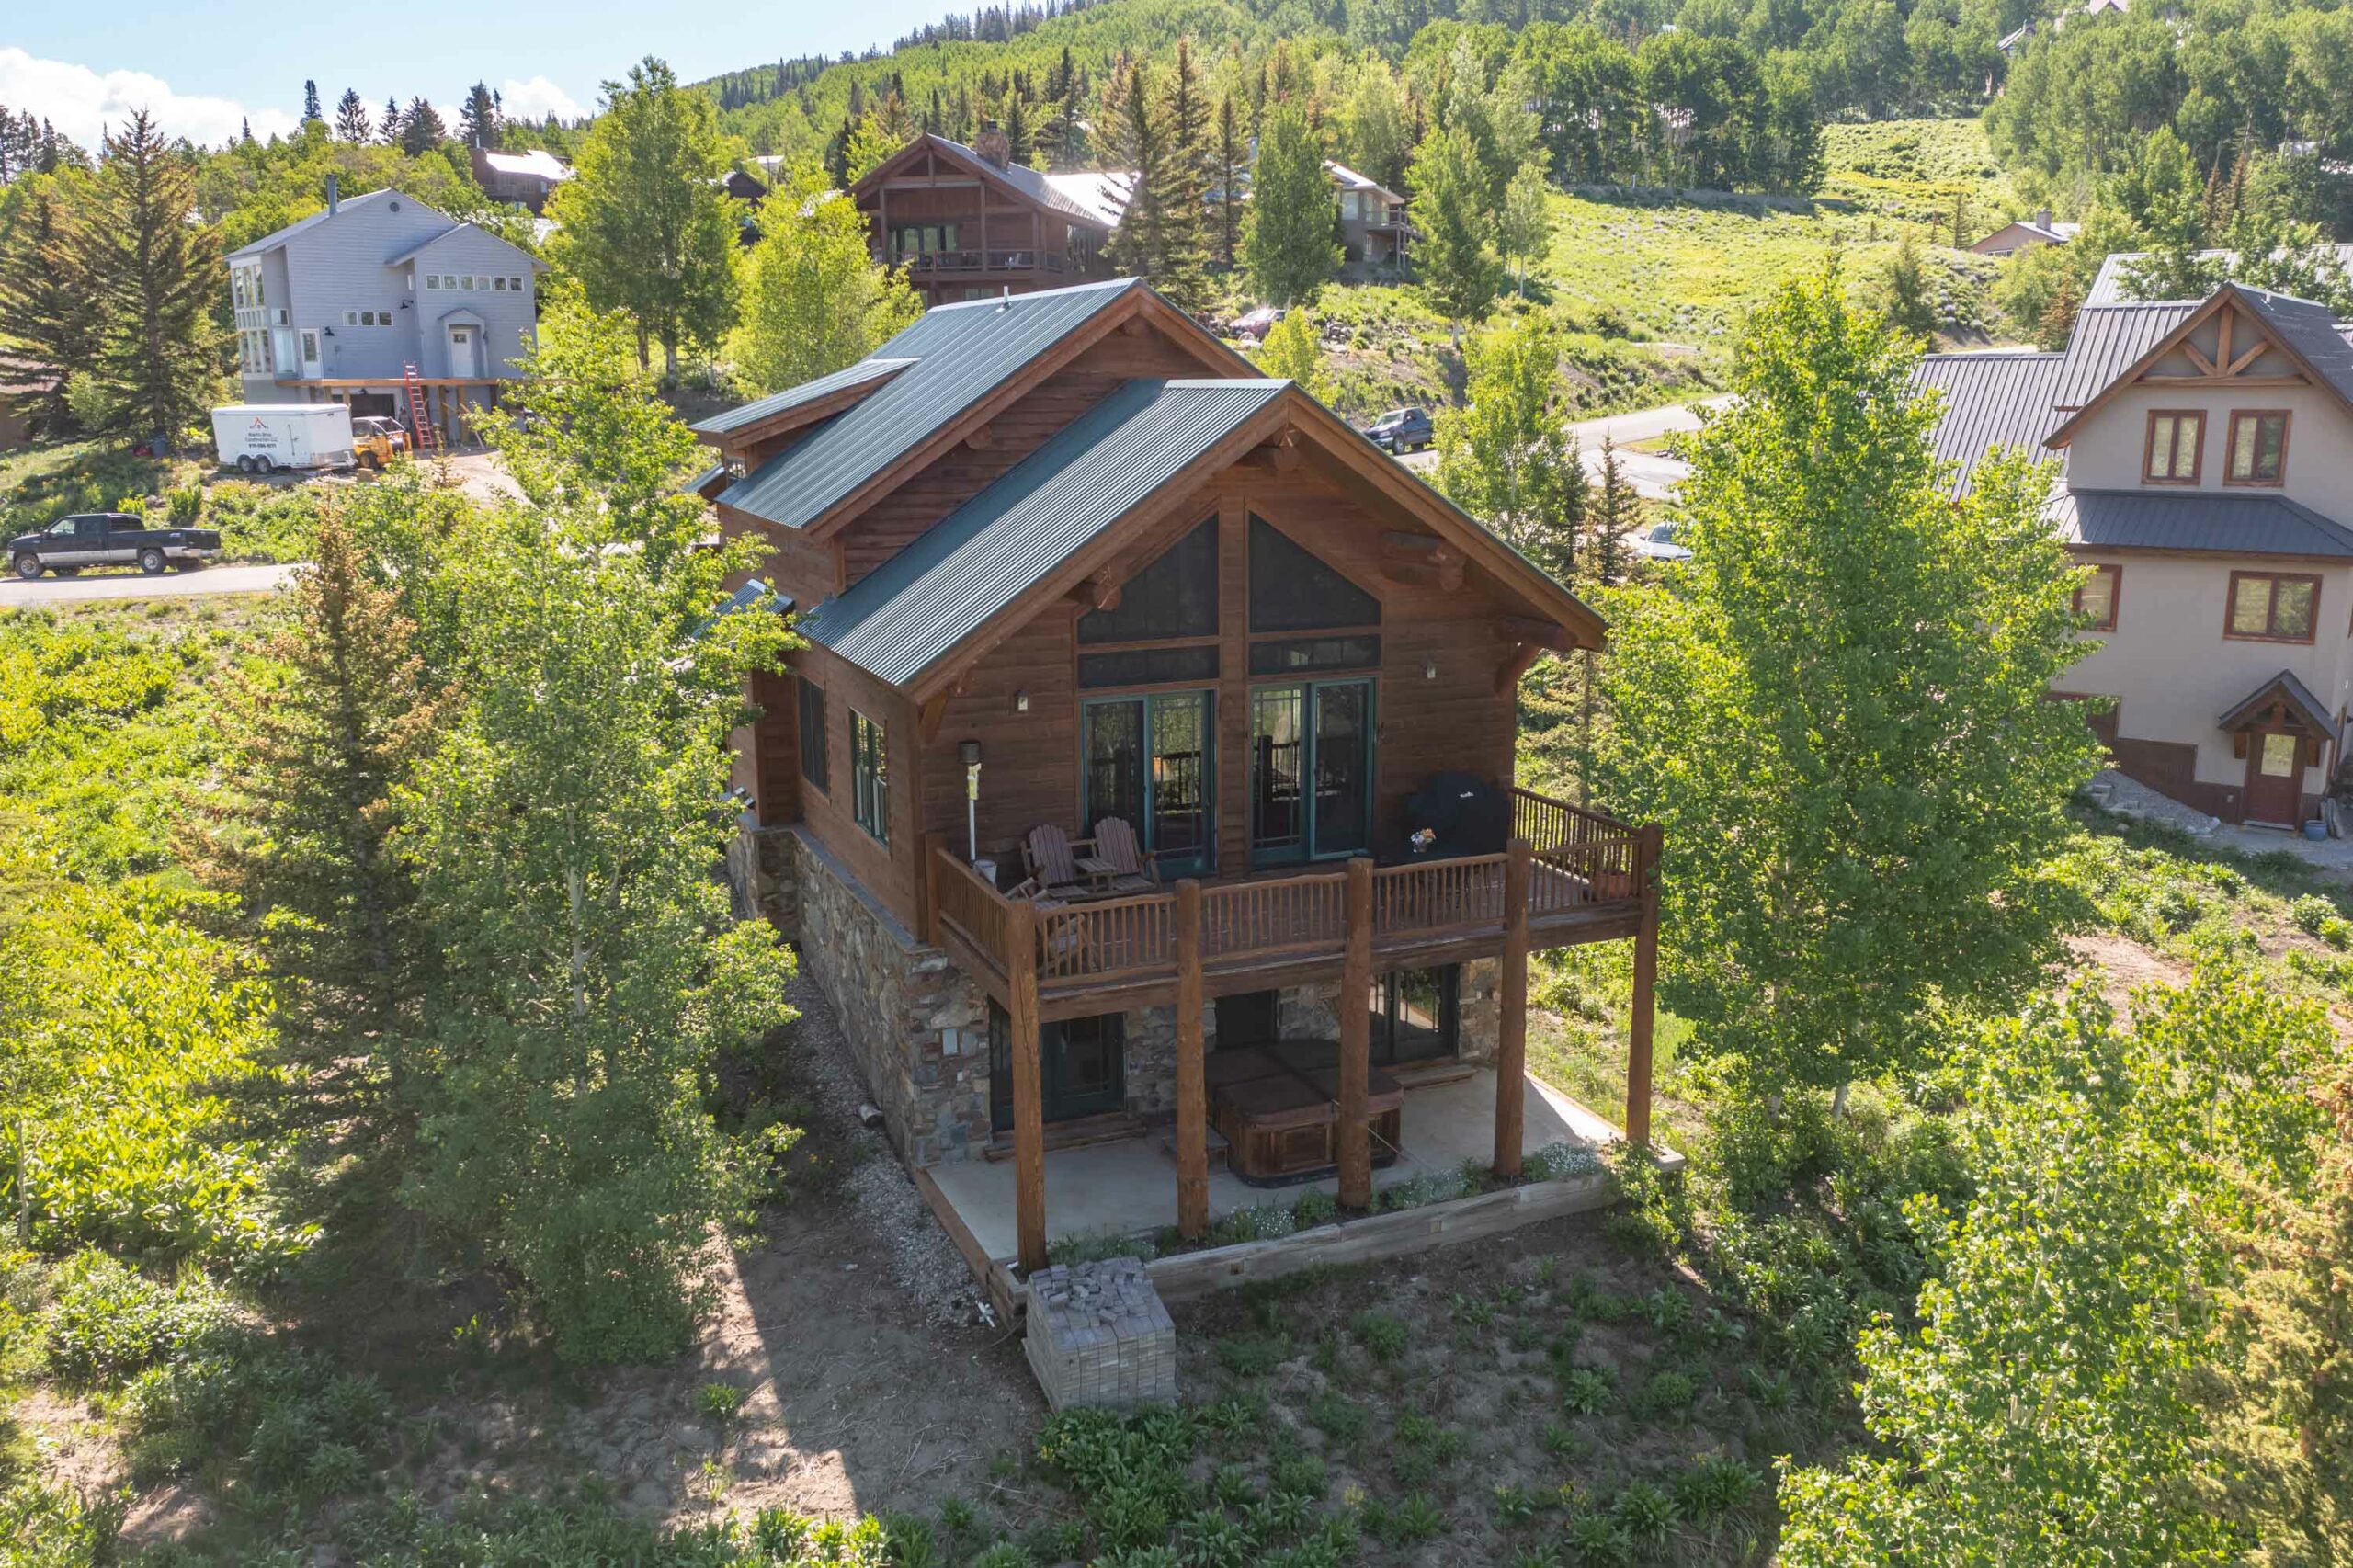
xmin=1213 ymin=93 xmax=1245 ymax=271
xmin=85 ymin=112 xmax=221 ymax=439
xmin=1105 ymin=57 xmax=1165 ymax=283
xmin=203 ymin=509 xmax=443 ymax=1122
xmin=459 ymin=83 xmax=501 ymax=149
xmin=0 ymin=177 xmax=100 ymax=435
xmin=380 ymin=97 xmax=404 ymax=147
xmin=302 ymin=80 xmax=324 ymax=126
xmin=335 ymin=88 xmax=371 ymax=143
xmin=1245 ymin=103 xmax=1341 ymax=306
xmin=399 ymin=97 xmax=448 ymax=155
xmin=1001 ymin=89 xmax=1032 ymax=166
xmin=1153 ymin=37 xmax=1212 ymax=311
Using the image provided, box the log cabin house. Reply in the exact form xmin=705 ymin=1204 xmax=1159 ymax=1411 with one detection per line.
xmin=699 ymin=277 xmax=1661 ymax=1275
xmin=849 ymin=129 xmax=1128 ymax=307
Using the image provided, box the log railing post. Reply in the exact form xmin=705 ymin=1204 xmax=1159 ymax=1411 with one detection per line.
xmin=1175 ymin=879 xmax=1208 ymax=1241
xmin=1626 ymin=824 xmax=1662 ymax=1151
xmin=1494 ymin=837 xmax=1531 ymax=1179
xmin=1338 ymin=857 xmax=1374 ymax=1210
xmin=1006 ymin=899 xmax=1048 ymax=1273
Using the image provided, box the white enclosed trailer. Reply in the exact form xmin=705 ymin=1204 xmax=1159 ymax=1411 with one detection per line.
xmin=210 ymin=403 xmax=356 ymax=474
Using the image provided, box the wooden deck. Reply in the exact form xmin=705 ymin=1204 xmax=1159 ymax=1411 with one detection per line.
xmin=926 ymin=786 xmax=1654 ymax=1020
xmin=920 ymin=785 xmax=1665 ymax=1274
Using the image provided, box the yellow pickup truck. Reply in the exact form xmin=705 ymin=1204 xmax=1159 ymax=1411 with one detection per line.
xmin=352 ymin=415 xmax=411 ymax=470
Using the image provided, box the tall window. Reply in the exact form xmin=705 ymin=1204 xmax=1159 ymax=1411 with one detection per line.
xmin=2143 ymin=410 xmax=2204 ymax=484
xmin=1369 ymin=967 xmax=1460 ymax=1064
xmin=850 ymin=708 xmax=888 ymax=843
xmin=2226 ymin=572 xmax=2319 ymax=643
xmin=2074 ymin=563 xmax=2120 ymax=631
xmin=2226 ymin=411 xmax=2289 ymax=485
xmin=797 ymin=676 xmax=828 ymax=792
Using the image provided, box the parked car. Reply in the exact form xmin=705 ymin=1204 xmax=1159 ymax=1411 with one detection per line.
xmin=8 ymin=513 xmax=223 ymax=579
xmin=1629 ymin=519 xmax=1690 ymax=561
xmin=1363 ymin=407 xmax=1434 ymax=453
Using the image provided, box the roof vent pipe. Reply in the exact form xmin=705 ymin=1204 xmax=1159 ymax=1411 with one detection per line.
xmin=998 ymin=285 xmax=1010 ymax=311
xmin=325 ymin=174 xmax=340 ymax=216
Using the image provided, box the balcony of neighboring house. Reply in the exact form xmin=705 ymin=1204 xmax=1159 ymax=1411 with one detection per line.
xmin=917 ymin=782 xmax=1664 ymax=1285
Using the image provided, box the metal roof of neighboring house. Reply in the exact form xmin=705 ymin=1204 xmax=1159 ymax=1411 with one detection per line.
xmin=381 ymin=222 xmax=547 ymax=270
xmin=224 ymin=187 xmax=403 ymax=260
xmin=2052 ymin=301 xmax=2200 ymax=407
xmin=2054 ymin=488 xmax=2353 ymax=558
xmin=1040 ymin=169 xmax=1135 ymax=228
xmin=691 ymin=357 xmax=916 ymax=437
xmin=715 ymin=276 xmax=1142 ymax=531
xmin=2232 ymin=285 xmax=2353 ymax=402
xmin=2086 ymin=242 xmax=2353 ymax=303
xmin=1910 ymin=350 xmax=2067 ymax=492
xmin=476 ymin=149 xmax=571 ymax=181
xmin=1325 ymin=160 xmax=1404 ymax=202
xmin=797 ymin=377 xmax=1285 ymax=687
xmin=916 ymin=135 xmax=1128 ymax=227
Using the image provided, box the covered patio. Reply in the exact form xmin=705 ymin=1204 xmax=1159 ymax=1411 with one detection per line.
xmin=926 ymin=1066 xmax=1630 ymax=1265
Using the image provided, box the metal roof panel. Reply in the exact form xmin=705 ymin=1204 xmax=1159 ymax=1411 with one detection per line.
xmin=2052 ymin=301 xmax=2200 ymax=409
xmin=691 ymin=357 xmax=915 ymax=437
xmin=1910 ymin=351 xmax=2066 ymax=493
xmin=715 ymin=277 xmax=1142 ymax=531
xmin=2055 ymin=488 xmax=2353 ymax=558
xmin=798 ymin=377 xmax=1284 ymax=687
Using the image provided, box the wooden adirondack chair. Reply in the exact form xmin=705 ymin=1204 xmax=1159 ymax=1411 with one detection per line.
xmin=1015 ymin=824 xmax=1099 ymax=902
xmin=1089 ymin=817 xmax=1164 ymax=894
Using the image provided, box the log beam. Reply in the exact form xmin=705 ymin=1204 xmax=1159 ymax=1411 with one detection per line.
xmin=1380 ymin=531 xmax=1464 ymax=590
xmin=1175 ymin=879 xmax=1208 ymax=1241
xmin=1494 ymin=838 xmax=1531 ymax=1178
xmin=1496 ymin=615 xmax=1576 ymax=652
xmin=1337 ymin=857 xmax=1374 ymax=1210
xmin=1007 ymin=900 xmax=1048 ymax=1273
xmin=1494 ymin=642 xmax=1544 ymax=697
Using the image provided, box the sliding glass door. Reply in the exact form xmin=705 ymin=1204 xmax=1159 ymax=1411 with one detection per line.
xmin=1080 ymin=690 xmax=1214 ymax=876
xmin=1250 ymin=678 xmax=1374 ymax=866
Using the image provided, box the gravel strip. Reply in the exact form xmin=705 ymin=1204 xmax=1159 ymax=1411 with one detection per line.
xmin=783 ymin=970 xmax=987 ymax=1327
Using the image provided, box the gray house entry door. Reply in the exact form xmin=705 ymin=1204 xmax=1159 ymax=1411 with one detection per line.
xmin=448 ymin=325 xmax=480 ymax=379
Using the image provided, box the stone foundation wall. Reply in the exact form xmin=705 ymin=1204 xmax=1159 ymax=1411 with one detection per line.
xmin=1269 ymin=959 xmax=1501 ymax=1066
xmin=726 ymin=823 xmax=800 ymax=937
xmin=783 ymin=828 xmax=993 ymax=1167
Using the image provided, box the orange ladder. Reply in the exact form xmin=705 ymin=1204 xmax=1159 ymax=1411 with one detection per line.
xmin=402 ymin=363 xmax=439 ymax=455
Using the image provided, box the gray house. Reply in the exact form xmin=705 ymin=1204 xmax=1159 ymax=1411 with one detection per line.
xmin=227 ymin=179 xmax=544 ymax=437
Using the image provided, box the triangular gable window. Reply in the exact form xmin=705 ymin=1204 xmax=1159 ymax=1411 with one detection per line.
xmin=1078 ymin=517 xmax=1218 ymax=643
xmin=1249 ymin=516 xmax=1380 ymax=631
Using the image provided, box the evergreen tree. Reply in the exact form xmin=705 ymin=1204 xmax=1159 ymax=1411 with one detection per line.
xmin=335 ymin=88 xmax=372 ymax=144
xmin=399 ymin=97 xmax=447 ymax=155
xmin=380 ymin=97 xmax=403 ymax=147
xmin=1212 ymin=93 xmax=1245 ymax=271
xmin=459 ymin=82 xmax=501 ymax=149
xmin=0 ymin=176 xmax=100 ymax=436
xmin=1245 ymin=103 xmax=1341 ymax=307
xmin=1105 ymin=57 xmax=1166 ymax=284
xmin=1408 ymin=126 xmax=1504 ymax=323
xmin=1153 ymin=38 xmax=1213 ymax=312
xmin=303 ymin=80 xmax=324 ymax=126
xmin=203 ymin=509 xmax=443 ymax=1134
xmin=1001 ymin=88 xmax=1032 ymax=166
xmin=1881 ymin=228 xmax=1938 ymax=339
xmin=85 ymin=112 xmax=221 ymax=439
xmin=549 ymin=58 xmax=743 ymax=377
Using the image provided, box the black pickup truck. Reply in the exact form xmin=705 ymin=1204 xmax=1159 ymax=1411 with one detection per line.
xmin=8 ymin=513 xmax=224 ymax=579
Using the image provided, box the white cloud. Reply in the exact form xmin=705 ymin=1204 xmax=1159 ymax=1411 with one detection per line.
xmin=0 ymin=47 xmax=298 ymax=152
xmin=497 ymin=75 xmax=586 ymax=124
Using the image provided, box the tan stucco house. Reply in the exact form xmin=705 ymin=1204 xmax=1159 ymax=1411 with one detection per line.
xmin=1918 ymin=281 xmax=2353 ymax=827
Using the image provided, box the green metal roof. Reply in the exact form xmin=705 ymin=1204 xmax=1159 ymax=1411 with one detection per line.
xmin=797 ymin=378 xmax=1285 ymax=687
xmin=689 ymin=356 xmax=915 ymax=437
xmin=714 ymin=277 xmax=1143 ymax=531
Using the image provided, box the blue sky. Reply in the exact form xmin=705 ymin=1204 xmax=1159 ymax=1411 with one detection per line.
xmin=4 ymin=1 xmax=950 ymax=151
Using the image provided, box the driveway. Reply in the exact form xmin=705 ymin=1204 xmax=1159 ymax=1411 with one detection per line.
xmin=1396 ymin=395 xmax=1730 ymax=501
xmin=0 ymin=562 xmax=299 ymax=608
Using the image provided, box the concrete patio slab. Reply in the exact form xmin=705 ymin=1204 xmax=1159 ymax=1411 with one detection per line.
xmin=926 ymin=1067 xmax=1624 ymax=1264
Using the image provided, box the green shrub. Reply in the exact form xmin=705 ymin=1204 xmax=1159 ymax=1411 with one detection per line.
xmin=2290 ymin=893 xmax=2336 ymax=935
xmin=1631 ymin=1369 xmax=1695 ymax=1418
xmin=1291 ymin=1188 xmax=1339 ymax=1228
xmin=1671 ymin=1455 xmax=1760 ymax=1518
xmin=1046 ymin=1227 xmax=1155 ymax=1267
xmin=1210 ymin=1203 xmax=1297 ymax=1245
xmin=45 ymin=1253 xmax=233 ymax=1382
xmin=696 ymin=1380 xmax=747 ymax=1425
xmin=1562 ymin=1510 xmax=1634 ymax=1565
xmin=1558 ymin=1366 xmax=1614 ymax=1416
xmin=199 ymin=481 xmax=323 ymax=562
xmin=1347 ymin=1309 xmax=1407 ymax=1363
xmin=1306 ymin=1392 xmax=1366 ymax=1444
xmin=1525 ymin=1142 xmax=1605 ymax=1182
xmin=0 ymin=1478 xmax=123 ymax=1568
xmin=1609 ymin=1478 xmax=1677 ymax=1540
xmin=1213 ymin=1333 xmax=1290 ymax=1377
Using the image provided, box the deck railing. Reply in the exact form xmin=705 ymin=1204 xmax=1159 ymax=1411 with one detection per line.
xmin=926 ymin=786 xmax=1653 ymax=1004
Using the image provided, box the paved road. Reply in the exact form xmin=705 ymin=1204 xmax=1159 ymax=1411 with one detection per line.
xmin=0 ymin=562 xmax=299 ymax=608
xmin=1396 ymin=395 xmax=1731 ymax=501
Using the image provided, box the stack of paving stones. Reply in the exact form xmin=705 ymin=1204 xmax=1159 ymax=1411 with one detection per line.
xmin=1022 ymin=1257 xmax=1176 ymax=1411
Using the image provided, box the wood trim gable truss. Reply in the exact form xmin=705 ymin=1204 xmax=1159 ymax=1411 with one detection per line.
xmin=796 ymin=286 xmax=1259 ymax=547
xmin=2046 ymin=284 xmax=2353 ymax=450
xmin=848 ymin=134 xmax=1113 ymax=235
xmin=897 ymin=383 xmax=1610 ymax=704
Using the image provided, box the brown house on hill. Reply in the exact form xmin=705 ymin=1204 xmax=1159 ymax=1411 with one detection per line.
xmin=850 ymin=129 xmax=1128 ymax=306
xmin=698 ymin=278 xmax=1664 ymax=1285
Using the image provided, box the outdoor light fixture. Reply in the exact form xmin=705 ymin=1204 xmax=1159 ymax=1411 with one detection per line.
xmin=1014 ymin=689 xmax=1030 ymax=713
xmin=1422 ymin=657 xmax=1438 ymax=680
xmin=961 ymin=742 xmax=983 ymax=863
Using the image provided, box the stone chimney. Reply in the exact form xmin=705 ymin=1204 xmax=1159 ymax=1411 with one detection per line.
xmin=973 ymin=120 xmax=1011 ymax=169
xmin=2034 ymin=207 xmax=2052 ymax=230
xmin=325 ymin=174 xmax=340 ymax=216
